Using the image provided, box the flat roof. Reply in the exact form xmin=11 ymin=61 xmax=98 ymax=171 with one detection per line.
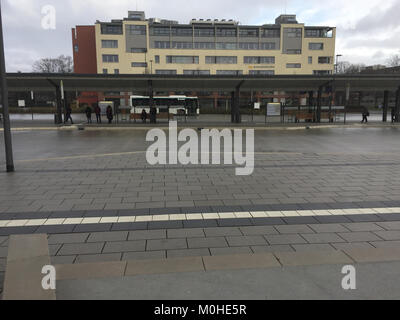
xmin=5 ymin=73 xmax=400 ymax=92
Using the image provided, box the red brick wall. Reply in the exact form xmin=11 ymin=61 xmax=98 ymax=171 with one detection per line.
xmin=72 ymin=26 xmax=97 ymax=74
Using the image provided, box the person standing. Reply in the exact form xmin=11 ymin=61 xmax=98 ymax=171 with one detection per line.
xmin=64 ymin=104 xmax=74 ymax=124
xmin=85 ymin=105 xmax=92 ymax=124
xmin=106 ymin=105 xmax=113 ymax=124
xmin=391 ymin=107 xmax=396 ymax=123
xmin=95 ymin=104 xmax=102 ymax=123
xmin=361 ymin=108 xmax=369 ymax=123
xmin=141 ymin=109 xmax=147 ymax=123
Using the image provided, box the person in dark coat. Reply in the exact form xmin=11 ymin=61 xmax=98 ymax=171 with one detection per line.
xmin=64 ymin=104 xmax=74 ymax=124
xmin=106 ymin=105 xmax=113 ymax=124
xmin=392 ymin=108 xmax=396 ymax=123
xmin=85 ymin=106 xmax=92 ymax=124
xmin=141 ymin=109 xmax=148 ymax=123
xmin=94 ymin=104 xmax=102 ymax=123
xmin=361 ymin=108 xmax=369 ymax=123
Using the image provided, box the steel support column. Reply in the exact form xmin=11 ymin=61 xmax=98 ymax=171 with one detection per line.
xmin=316 ymin=86 xmax=322 ymax=123
xmin=383 ymin=90 xmax=389 ymax=122
xmin=395 ymin=86 xmax=400 ymax=123
xmin=148 ymin=80 xmax=156 ymax=124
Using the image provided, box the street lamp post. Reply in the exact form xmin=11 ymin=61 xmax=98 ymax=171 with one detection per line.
xmin=335 ymin=54 xmax=343 ymax=74
xmin=0 ymin=1 xmax=15 ymax=172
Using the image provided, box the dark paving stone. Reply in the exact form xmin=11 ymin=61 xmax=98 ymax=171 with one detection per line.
xmin=377 ymin=214 xmax=400 ymax=222
xmin=73 ymin=223 xmax=113 ymax=233
xmin=49 ymin=211 xmax=85 ymax=218
xmin=241 ymin=204 xmax=271 ymax=212
xmin=149 ymin=208 xmax=179 ymax=215
xmin=148 ymin=221 xmax=183 ymax=230
xmin=0 ymin=213 xmax=16 ymax=220
xmin=84 ymin=210 xmax=119 ymax=217
xmin=183 ymin=219 xmax=218 ymax=228
xmin=179 ymin=206 xmax=212 ymax=214
xmin=345 ymin=214 xmax=384 ymax=223
xmin=299 ymin=203 xmax=331 ymax=210
xmin=36 ymin=225 xmax=75 ymax=234
xmin=111 ymin=222 xmax=148 ymax=231
xmin=269 ymin=204 xmax=300 ymax=211
xmin=15 ymin=212 xmax=52 ymax=220
xmin=0 ymin=226 xmax=38 ymax=236
xmin=315 ymin=215 xmax=353 ymax=224
xmin=326 ymin=203 xmax=359 ymax=209
xmin=118 ymin=209 xmax=150 ymax=216
xmin=251 ymin=217 xmax=286 ymax=226
xmin=217 ymin=219 xmax=253 ymax=227
xmin=282 ymin=216 xmax=319 ymax=225
xmin=211 ymin=206 xmax=243 ymax=213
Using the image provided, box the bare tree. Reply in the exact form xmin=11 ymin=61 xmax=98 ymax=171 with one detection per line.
xmin=336 ymin=61 xmax=366 ymax=74
xmin=386 ymin=54 xmax=400 ymax=67
xmin=32 ymin=55 xmax=73 ymax=73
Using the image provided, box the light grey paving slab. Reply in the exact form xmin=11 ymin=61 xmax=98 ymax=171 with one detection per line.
xmin=187 ymin=237 xmax=228 ymax=249
xmin=167 ymin=248 xmax=210 ymax=258
xmin=0 ymin=247 xmax=8 ymax=259
xmin=338 ymin=232 xmax=383 ymax=243
xmin=239 ymin=226 xmax=278 ymax=236
xmin=48 ymin=244 xmax=62 ymax=256
xmin=50 ymin=255 xmax=76 ymax=265
xmin=274 ymin=250 xmax=353 ymax=266
xmin=122 ymin=251 xmax=166 ymax=261
xmin=58 ymin=242 xmax=105 ymax=256
xmin=370 ymin=241 xmax=400 ymax=248
xmin=75 ymin=253 xmax=122 ymax=263
xmin=275 ymin=225 xmax=315 ymax=234
xmin=291 ymin=244 xmax=336 ymax=252
xmin=48 ymin=233 xmax=89 ymax=245
xmin=264 ymin=234 xmax=308 ymax=245
xmin=210 ymin=247 xmax=252 ymax=256
xmin=167 ymin=228 xmax=205 ymax=239
xmin=308 ymin=224 xmax=349 ymax=233
xmin=251 ymin=245 xmax=294 ymax=253
xmin=103 ymin=240 xmax=146 ymax=253
xmin=373 ymin=231 xmax=400 ymax=241
xmin=331 ymin=242 xmax=375 ymax=250
xmin=342 ymin=223 xmax=384 ymax=232
xmin=226 ymin=236 xmax=267 ymax=247
xmin=203 ymin=227 xmax=242 ymax=237
xmin=128 ymin=230 xmax=167 ymax=241
xmin=301 ymin=233 xmax=346 ymax=244
xmin=147 ymin=239 xmax=187 ymax=251
xmin=87 ymin=231 xmax=129 ymax=243
xmin=0 ymin=258 xmax=5 ymax=272
xmin=376 ymin=221 xmax=400 ymax=231
xmin=0 ymin=237 xmax=8 ymax=246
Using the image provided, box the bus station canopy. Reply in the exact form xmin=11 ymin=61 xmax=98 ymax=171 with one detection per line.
xmin=6 ymin=73 xmax=400 ymax=92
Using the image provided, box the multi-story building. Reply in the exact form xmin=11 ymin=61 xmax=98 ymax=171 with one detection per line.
xmin=72 ymin=11 xmax=336 ymax=107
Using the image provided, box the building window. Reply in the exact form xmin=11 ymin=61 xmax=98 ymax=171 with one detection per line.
xmin=285 ymin=28 xmax=302 ymax=38
xmin=239 ymin=28 xmax=259 ymax=37
xmin=217 ymin=70 xmax=243 ymax=75
xmin=239 ymin=42 xmax=259 ymax=50
xmin=305 ymin=29 xmax=332 ymax=38
xmin=308 ymin=56 xmax=313 ymax=64
xmin=318 ymin=56 xmax=332 ymax=64
xmin=309 ymin=43 xmax=324 ymax=50
xmin=114 ymin=69 xmax=119 ymax=74
xmin=261 ymin=29 xmax=280 ymax=38
xmin=131 ymin=48 xmax=147 ymax=53
xmin=155 ymin=70 xmax=177 ymax=75
xmin=249 ymin=70 xmax=275 ymax=75
xmin=102 ymin=40 xmax=118 ymax=48
xmin=132 ymin=62 xmax=147 ymax=67
xmin=171 ymin=42 xmax=193 ymax=49
xmin=216 ymin=28 xmax=237 ymax=37
xmin=194 ymin=42 xmax=216 ymax=49
xmin=183 ymin=70 xmax=211 ymax=75
xmin=171 ymin=27 xmax=193 ymax=37
xmin=154 ymin=41 xmax=171 ymax=49
xmin=155 ymin=55 xmax=160 ymax=64
xmin=101 ymin=24 xmax=123 ymax=35
xmin=286 ymin=49 xmax=301 ymax=54
xmin=259 ymin=42 xmax=276 ymax=50
xmin=244 ymin=56 xmax=275 ymax=64
xmin=313 ymin=70 xmax=332 ymax=75
xmin=194 ymin=28 xmax=215 ymax=37
xmin=102 ymin=54 xmax=119 ymax=63
xmin=166 ymin=56 xmax=199 ymax=64
xmin=103 ymin=69 xmax=108 ymax=74
xmin=206 ymin=56 xmax=237 ymax=64
xmin=74 ymin=45 xmax=79 ymax=53
xmin=126 ymin=25 xmax=146 ymax=35
xmin=216 ymin=42 xmax=237 ymax=50
xmin=151 ymin=27 xmax=170 ymax=36
xmin=286 ymin=63 xmax=301 ymax=68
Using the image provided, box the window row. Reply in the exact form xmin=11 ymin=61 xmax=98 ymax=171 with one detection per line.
xmin=153 ymin=41 xmax=277 ymax=50
xmin=154 ymin=70 xmax=274 ymax=75
xmin=150 ymin=27 xmax=281 ymax=38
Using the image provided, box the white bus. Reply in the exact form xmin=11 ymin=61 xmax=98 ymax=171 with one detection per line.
xmin=129 ymin=95 xmax=200 ymax=117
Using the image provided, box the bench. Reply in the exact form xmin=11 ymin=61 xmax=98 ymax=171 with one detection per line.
xmin=295 ymin=112 xmax=314 ymax=123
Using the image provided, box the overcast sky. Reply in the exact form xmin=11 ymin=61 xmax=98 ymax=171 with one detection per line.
xmin=1 ymin=0 xmax=400 ymax=72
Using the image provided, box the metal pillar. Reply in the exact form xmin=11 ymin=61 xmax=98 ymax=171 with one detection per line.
xmin=230 ymin=91 xmax=235 ymax=123
xmin=395 ymin=87 xmax=400 ymax=123
xmin=316 ymin=86 xmax=322 ymax=123
xmin=55 ymin=87 xmax=62 ymax=124
xmin=148 ymin=80 xmax=156 ymax=123
xmin=383 ymin=90 xmax=389 ymax=122
xmin=233 ymin=86 xmax=241 ymax=123
xmin=0 ymin=1 xmax=14 ymax=172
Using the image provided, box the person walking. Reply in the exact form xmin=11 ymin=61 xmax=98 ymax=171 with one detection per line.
xmin=391 ymin=107 xmax=396 ymax=123
xmin=361 ymin=108 xmax=369 ymax=123
xmin=85 ymin=105 xmax=92 ymax=124
xmin=106 ymin=105 xmax=113 ymax=124
xmin=95 ymin=104 xmax=102 ymax=123
xmin=64 ymin=104 xmax=74 ymax=124
xmin=141 ymin=109 xmax=147 ymax=123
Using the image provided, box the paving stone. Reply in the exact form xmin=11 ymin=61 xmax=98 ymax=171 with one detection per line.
xmin=373 ymin=231 xmax=400 ymax=241
xmin=50 ymin=255 xmax=76 ymax=265
xmin=0 ymin=258 xmax=5 ymax=272
xmin=370 ymin=241 xmax=400 ymax=248
xmin=239 ymin=226 xmax=278 ymax=236
xmin=49 ymin=244 xmax=62 ymax=256
xmin=315 ymin=216 xmax=353 ymax=224
xmin=203 ymin=227 xmax=242 ymax=237
xmin=264 ymin=234 xmax=307 ymax=245
xmin=217 ymin=218 xmax=253 ymax=227
xmin=203 ymin=253 xmax=280 ymax=271
xmin=111 ymin=222 xmax=148 ymax=231
xmin=210 ymin=247 xmax=252 ymax=256
xmin=282 ymin=217 xmax=319 ymax=225
xmin=251 ymin=245 xmax=294 ymax=253
xmin=56 ymin=261 xmax=126 ymax=280
xmin=187 ymin=237 xmax=228 ymax=249
xmin=148 ymin=221 xmax=183 ymax=230
xmin=87 ymin=231 xmax=128 ymax=243
xmin=346 ymin=214 xmax=383 ymax=223
xmin=167 ymin=248 xmax=210 ymax=258
xmin=275 ymin=225 xmax=315 ymax=234
xmin=291 ymin=244 xmax=336 ymax=252
xmin=301 ymin=233 xmax=346 ymax=244
xmin=36 ymin=225 xmax=76 ymax=234
xmin=308 ymin=224 xmax=349 ymax=233
xmin=251 ymin=217 xmax=286 ymax=226
xmin=226 ymin=236 xmax=267 ymax=247
xmin=73 ymin=223 xmax=112 ymax=233
xmin=147 ymin=238 xmax=187 ymax=251
xmin=103 ymin=240 xmax=146 ymax=253
xmin=48 ymin=233 xmax=89 ymax=245
xmin=331 ymin=242 xmax=375 ymax=250
xmin=342 ymin=223 xmax=384 ymax=232
xmin=167 ymin=228 xmax=205 ymax=239
xmin=0 ymin=237 xmax=9 ymax=246
xmin=0 ymin=247 xmax=8 ymax=258
xmin=58 ymin=242 xmax=104 ymax=256
xmin=122 ymin=251 xmax=166 ymax=261
xmin=274 ymin=250 xmax=353 ymax=266
xmin=377 ymin=221 xmax=400 ymax=230
xmin=75 ymin=253 xmax=122 ymax=263
xmin=338 ymin=232 xmax=382 ymax=243
xmin=128 ymin=229 xmax=166 ymax=240
xmin=183 ymin=220 xmax=218 ymax=228
xmin=344 ymin=247 xmax=400 ymax=263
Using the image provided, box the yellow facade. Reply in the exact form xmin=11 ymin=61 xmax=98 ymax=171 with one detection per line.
xmin=95 ymin=18 xmax=336 ymax=76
